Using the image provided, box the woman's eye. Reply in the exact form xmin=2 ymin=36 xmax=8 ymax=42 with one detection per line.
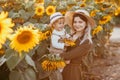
xmin=79 ymin=21 xmax=82 ymax=23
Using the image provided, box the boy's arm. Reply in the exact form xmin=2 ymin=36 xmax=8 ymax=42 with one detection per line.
xmin=51 ymin=35 xmax=65 ymax=49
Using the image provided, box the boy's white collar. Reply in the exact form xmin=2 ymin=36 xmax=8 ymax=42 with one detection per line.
xmin=52 ymin=29 xmax=65 ymax=35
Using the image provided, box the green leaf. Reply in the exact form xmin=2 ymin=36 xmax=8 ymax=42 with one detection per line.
xmin=8 ymin=10 xmax=14 ymax=18
xmin=19 ymin=74 xmax=26 ymax=80
xmin=0 ymin=49 xmax=14 ymax=66
xmin=20 ymin=12 xmax=30 ymax=21
xmin=23 ymin=22 xmax=33 ymax=26
xmin=11 ymin=13 xmax=20 ymax=18
xmin=29 ymin=18 xmax=38 ymax=23
xmin=9 ymin=71 xmax=23 ymax=80
xmin=5 ymin=49 xmax=14 ymax=59
xmin=25 ymin=54 xmax=37 ymax=71
xmin=0 ymin=55 xmax=6 ymax=66
xmin=6 ymin=52 xmax=26 ymax=71
xmin=28 ymin=49 xmax=36 ymax=57
xmin=19 ymin=9 xmax=26 ymax=15
xmin=24 ymin=68 xmax=36 ymax=80
xmin=9 ymin=68 xmax=36 ymax=80
xmin=24 ymin=1 xmax=34 ymax=9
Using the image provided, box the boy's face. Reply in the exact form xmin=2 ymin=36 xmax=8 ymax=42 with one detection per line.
xmin=53 ymin=18 xmax=64 ymax=31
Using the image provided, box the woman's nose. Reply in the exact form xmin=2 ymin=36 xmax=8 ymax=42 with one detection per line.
xmin=76 ymin=23 xmax=80 ymax=26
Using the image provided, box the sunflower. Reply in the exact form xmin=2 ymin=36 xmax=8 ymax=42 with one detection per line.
xmin=60 ymin=10 xmax=66 ymax=15
xmin=46 ymin=6 xmax=56 ymax=16
xmin=80 ymin=3 xmax=86 ymax=7
xmin=9 ymin=26 xmax=40 ymax=54
xmin=81 ymin=0 xmax=86 ymax=2
xmin=92 ymin=25 xmax=103 ymax=36
xmin=59 ymin=10 xmax=67 ymax=15
xmin=36 ymin=0 xmax=44 ymax=4
xmin=41 ymin=54 xmax=66 ymax=71
xmin=99 ymin=15 xmax=111 ymax=24
xmin=90 ymin=10 xmax=99 ymax=17
xmin=0 ymin=11 xmax=14 ymax=48
xmin=56 ymin=61 xmax=66 ymax=68
xmin=38 ymin=31 xmax=44 ymax=41
xmin=115 ymin=7 xmax=120 ymax=16
xmin=94 ymin=0 xmax=104 ymax=4
xmin=35 ymin=6 xmax=44 ymax=16
xmin=0 ymin=48 xmax=5 ymax=55
xmin=64 ymin=39 xmax=75 ymax=46
xmin=42 ymin=60 xmax=58 ymax=71
xmin=40 ymin=30 xmax=51 ymax=41
xmin=101 ymin=4 xmax=112 ymax=11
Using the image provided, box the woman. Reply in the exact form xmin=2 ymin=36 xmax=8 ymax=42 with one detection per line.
xmin=59 ymin=11 xmax=95 ymax=80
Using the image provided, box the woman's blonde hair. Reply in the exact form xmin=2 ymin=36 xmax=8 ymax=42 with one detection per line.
xmin=80 ymin=24 xmax=92 ymax=44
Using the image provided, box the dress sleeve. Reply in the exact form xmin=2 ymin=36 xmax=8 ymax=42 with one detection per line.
xmin=60 ymin=39 xmax=92 ymax=60
xmin=51 ymin=35 xmax=65 ymax=49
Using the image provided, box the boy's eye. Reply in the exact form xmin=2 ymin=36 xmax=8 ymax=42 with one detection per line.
xmin=59 ymin=22 xmax=64 ymax=24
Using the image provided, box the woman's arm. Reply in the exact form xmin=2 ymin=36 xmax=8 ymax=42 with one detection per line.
xmin=60 ymin=39 xmax=92 ymax=60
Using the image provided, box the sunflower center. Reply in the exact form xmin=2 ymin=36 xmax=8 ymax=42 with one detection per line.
xmin=80 ymin=4 xmax=86 ymax=7
xmin=38 ymin=8 xmax=42 ymax=12
xmin=97 ymin=0 xmax=101 ymax=1
xmin=95 ymin=0 xmax=103 ymax=3
xmin=101 ymin=18 xmax=107 ymax=21
xmin=17 ymin=31 xmax=32 ymax=44
xmin=48 ymin=8 xmax=53 ymax=13
xmin=38 ymin=0 xmax=43 ymax=3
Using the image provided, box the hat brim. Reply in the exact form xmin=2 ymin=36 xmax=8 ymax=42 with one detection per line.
xmin=50 ymin=16 xmax=64 ymax=25
xmin=65 ymin=11 xmax=96 ymax=28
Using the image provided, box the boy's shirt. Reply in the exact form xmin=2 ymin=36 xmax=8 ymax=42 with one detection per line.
xmin=51 ymin=29 xmax=70 ymax=49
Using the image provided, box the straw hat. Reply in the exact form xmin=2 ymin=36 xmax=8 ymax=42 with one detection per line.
xmin=75 ymin=9 xmax=90 ymax=16
xmin=50 ymin=12 xmax=64 ymax=25
xmin=65 ymin=11 xmax=95 ymax=28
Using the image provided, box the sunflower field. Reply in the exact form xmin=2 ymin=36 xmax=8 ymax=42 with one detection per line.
xmin=0 ymin=0 xmax=120 ymax=80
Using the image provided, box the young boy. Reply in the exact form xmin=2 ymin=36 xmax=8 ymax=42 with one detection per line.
xmin=49 ymin=12 xmax=70 ymax=55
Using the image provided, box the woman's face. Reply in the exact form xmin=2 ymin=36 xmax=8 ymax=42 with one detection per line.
xmin=73 ymin=16 xmax=86 ymax=32
xmin=53 ymin=18 xmax=64 ymax=31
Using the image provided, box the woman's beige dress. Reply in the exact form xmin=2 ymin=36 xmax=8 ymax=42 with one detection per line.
xmin=60 ymin=38 xmax=93 ymax=80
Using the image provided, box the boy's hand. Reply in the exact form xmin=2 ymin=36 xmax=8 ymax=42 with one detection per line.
xmin=67 ymin=37 xmax=74 ymax=42
xmin=65 ymin=43 xmax=70 ymax=46
xmin=61 ymin=35 xmax=66 ymax=39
